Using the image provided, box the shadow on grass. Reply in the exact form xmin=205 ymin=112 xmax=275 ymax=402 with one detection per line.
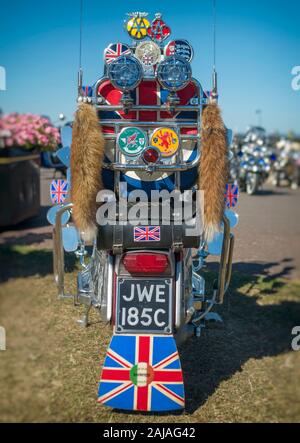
xmin=0 ymin=245 xmax=76 ymax=283
xmin=180 ymin=270 xmax=300 ymax=414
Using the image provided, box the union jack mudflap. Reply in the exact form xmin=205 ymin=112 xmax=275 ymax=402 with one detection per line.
xmin=98 ymin=334 xmax=185 ymax=412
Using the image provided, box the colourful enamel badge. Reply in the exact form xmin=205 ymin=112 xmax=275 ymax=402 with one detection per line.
xmin=135 ymin=41 xmax=161 ymax=67
xmin=98 ymin=335 xmax=185 ymax=412
xmin=104 ymin=43 xmax=131 ymax=65
xmin=148 ymin=13 xmax=171 ymax=42
xmin=126 ymin=13 xmax=150 ymax=40
xmin=117 ymin=127 xmax=147 ymax=156
xmin=164 ymin=40 xmax=194 ymax=62
xmin=150 ymin=128 xmax=179 ymax=157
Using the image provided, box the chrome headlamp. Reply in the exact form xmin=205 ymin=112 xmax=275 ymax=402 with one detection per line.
xmin=108 ymin=55 xmax=143 ymax=91
xmin=156 ymin=56 xmax=192 ymax=91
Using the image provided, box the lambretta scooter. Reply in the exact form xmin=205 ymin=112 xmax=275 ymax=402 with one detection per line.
xmin=49 ymin=12 xmax=236 ymax=413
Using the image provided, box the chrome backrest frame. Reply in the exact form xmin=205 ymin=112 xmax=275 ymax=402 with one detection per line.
xmin=92 ymin=77 xmax=205 ymax=195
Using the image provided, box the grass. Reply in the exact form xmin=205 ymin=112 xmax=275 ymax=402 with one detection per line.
xmin=0 ymin=245 xmax=300 ymax=423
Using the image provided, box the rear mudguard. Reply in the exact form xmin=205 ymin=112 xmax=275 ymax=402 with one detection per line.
xmin=98 ymin=334 xmax=185 ymax=412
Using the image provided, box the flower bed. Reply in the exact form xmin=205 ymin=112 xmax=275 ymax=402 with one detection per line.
xmin=0 ymin=113 xmax=61 ymax=226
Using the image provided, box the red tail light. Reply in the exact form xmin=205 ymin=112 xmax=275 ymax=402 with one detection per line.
xmin=122 ymin=253 xmax=169 ymax=275
xmin=142 ymin=147 xmax=160 ymax=164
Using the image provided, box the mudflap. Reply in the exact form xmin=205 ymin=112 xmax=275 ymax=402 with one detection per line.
xmin=98 ymin=334 xmax=185 ymax=412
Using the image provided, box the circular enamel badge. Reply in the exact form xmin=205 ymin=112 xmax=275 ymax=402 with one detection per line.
xmin=104 ymin=43 xmax=132 ymax=65
xmin=164 ymin=40 xmax=194 ymax=62
xmin=135 ymin=41 xmax=161 ymax=67
xmin=117 ymin=127 xmax=147 ymax=156
xmin=150 ymin=128 xmax=180 ymax=158
xmin=130 ymin=363 xmax=154 ymax=387
xmin=147 ymin=13 xmax=171 ymax=42
xmin=126 ymin=16 xmax=150 ymax=40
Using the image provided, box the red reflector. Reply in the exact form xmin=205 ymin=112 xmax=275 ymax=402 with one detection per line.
xmin=123 ymin=253 xmax=169 ymax=275
xmin=143 ymin=148 xmax=159 ymax=164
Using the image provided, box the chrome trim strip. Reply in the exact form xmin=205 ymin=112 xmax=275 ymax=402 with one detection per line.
xmin=106 ymin=253 xmax=114 ymax=322
xmin=175 ymin=257 xmax=183 ymax=329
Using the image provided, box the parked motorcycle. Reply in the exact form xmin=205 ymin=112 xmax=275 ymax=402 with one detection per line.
xmin=236 ymin=127 xmax=271 ymax=195
xmin=272 ymin=138 xmax=300 ymax=189
xmin=48 ymin=12 xmax=236 ymax=413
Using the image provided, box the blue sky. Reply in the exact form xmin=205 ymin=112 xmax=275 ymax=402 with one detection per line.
xmin=0 ymin=0 xmax=299 ymax=133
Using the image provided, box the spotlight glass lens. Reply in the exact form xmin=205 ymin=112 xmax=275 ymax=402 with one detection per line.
xmin=108 ymin=55 xmax=143 ymax=91
xmin=157 ymin=56 xmax=192 ymax=91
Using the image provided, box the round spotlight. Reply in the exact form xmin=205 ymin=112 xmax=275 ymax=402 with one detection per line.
xmin=156 ymin=56 xmax=192 ymax=91
xmin=108 ymin=55 xmax=143 ymax=91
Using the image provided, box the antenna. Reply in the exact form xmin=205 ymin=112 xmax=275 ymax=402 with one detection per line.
xmin=78 ymin=0 xmax=84 ymax=97
xmin=211 ymin=0 xmax=218 ymax=101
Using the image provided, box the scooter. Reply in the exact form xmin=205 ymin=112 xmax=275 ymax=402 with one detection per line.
xmin=48 ymin=11 xmax=236 ymax=413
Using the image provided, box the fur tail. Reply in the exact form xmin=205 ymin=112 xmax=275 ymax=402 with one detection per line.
xmin=199 ymin=103 xmax=228 ymax=242
xmin=71 ymin=103 xmax=105 ymax=242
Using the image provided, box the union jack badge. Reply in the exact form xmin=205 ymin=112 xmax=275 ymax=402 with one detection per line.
xmin=134 ymin=226 xmax=161 ymax=242
xmin=50 ymin=179 xmax=69 ymax=204
xmin=147 ymin=13 xmax=171 ymax=42
xmin=98 ymin=335 xmax=185 ymax=412
xmin=104 ymin=43 xmax=132 ymax=65
xmin=224 ymin=184 xmax=239 ymax=208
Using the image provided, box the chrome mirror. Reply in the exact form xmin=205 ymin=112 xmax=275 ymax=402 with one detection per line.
xmin=56 ymin=146 xmax=70 ymax=167
xmin=223 ymin=209 xmax=239 ymax=229
xmin=207 ymin=232 xmax=224 ymax=256
xmin=61 ymin=125 xmax=72 ymax=148
xmin=47 ymin=205 xmax=71 ymax=226
xmin=62 ymin=226 xmax=79 ymax=252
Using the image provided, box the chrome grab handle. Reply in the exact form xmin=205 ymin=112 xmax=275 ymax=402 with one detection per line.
xmin=53 ymin=202 xmax=74 ymax=299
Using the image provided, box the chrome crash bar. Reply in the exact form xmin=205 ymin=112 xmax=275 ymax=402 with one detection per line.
xmin=216 ymin=215 xmax=234 ymax=304
xmin=53 ymin=203 xmax=74 ymax=299
xmin=191 ymin=215 xmax=234 ymax=327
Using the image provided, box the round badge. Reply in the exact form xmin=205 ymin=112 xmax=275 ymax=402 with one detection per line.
xmin=147 ymin=13 xmax=171 ymax=42
xmin=130 ymin=363 xmax=154 ymax=387
xmin=104 ymin=43 xmax=132 ymax=65
xmin=126 ymin=16 xmax=150 ymax=40
xmin=117 ymin=127 xmax=147 ymax=156
xmin=150 ymin=128 xmax=180 ymax=158
xmin=135 ymin=41 xmax=161 ymax=67
xmin=164 ymin=40 xmax=194 ymax=62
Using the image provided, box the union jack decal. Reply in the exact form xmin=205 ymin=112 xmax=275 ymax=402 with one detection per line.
xmin=98 ymin=335 xmax=185 ymax=412
xmin=104 ymin=43 xmax=131 ymax=64
xmin=50 ymin=179 xmax=69 ymax=204
xmin=134 ymin=226 xmax=161 ymax=242
xmin=225 ymin=184 xmax=239 ymax=208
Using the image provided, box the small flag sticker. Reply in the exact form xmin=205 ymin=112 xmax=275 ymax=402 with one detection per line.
xmin=225 ymin=184 xmax=239 ymax=208
xmin=134 ymin=226 xmax=161 ymax=242
xmin=50 ymin=179 xmax=69 ymax=204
